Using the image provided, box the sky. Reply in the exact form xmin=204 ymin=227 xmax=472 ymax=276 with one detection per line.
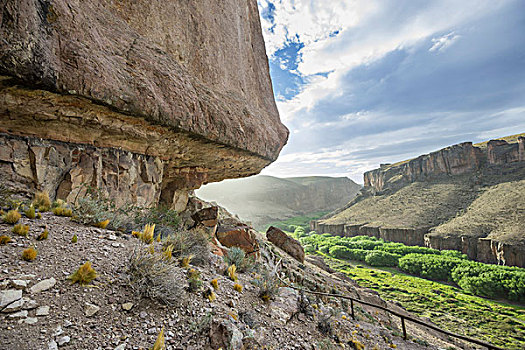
xmin=256 ymin=0 xmax=525 ymax=183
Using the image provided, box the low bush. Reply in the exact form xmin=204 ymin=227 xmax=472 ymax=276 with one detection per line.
xmin=364 ymin=251 xmax=400 ymax=267
xmin=0 ymin=235 xmax=11 ymax=245
xmin=161 ymin=228 xmax=209 ymax=266
xmin=223 ymin=247 xmax=254 ymax=272
xmin=36 ymin=229 xmax=49 ymax=241
xmin=252 ymin=263 xmax=281 ymax=302
xmin=13 ymin=224 xmax=29 ymax=236
xmin=24 ymin=205 xmax=36 ymax=219
xmin=377 ymin=242 xmax=439 ymax=256
xmin=33 ymin=191 xmax=51 ymax=212
xmin=127 ymin=245 xmax=183 ymax=305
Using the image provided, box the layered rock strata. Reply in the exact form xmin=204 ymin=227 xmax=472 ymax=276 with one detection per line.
xmin=0 ymin=0 xmax=288 ymax=207
xmin=314 ymin=135 xmax=525 ymax=267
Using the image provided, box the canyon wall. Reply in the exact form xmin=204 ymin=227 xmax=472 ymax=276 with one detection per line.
xmin=0 ymin=0 xmax=288 ymax=208
xmin=314 ymin=135 xmax=525 ymax=267
xmin=364 ymin=138 xmax=524 ymax=192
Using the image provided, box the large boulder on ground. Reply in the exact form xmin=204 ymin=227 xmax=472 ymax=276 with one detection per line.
xmin=0 ymin=0 xmax=288 ymax=206
xmin=216 ymin=225 xmax=259 ymax=256
xmin=266 ymin=226 xmax=305 ymax=263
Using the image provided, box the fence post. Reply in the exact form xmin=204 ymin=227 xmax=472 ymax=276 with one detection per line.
xmin=350 ymin=299 xmax=355 ymax=320
xmin=401 ymin=316 xmax=407 ymax=340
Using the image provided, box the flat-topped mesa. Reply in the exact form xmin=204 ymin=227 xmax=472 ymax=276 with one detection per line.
xmin=0 ymin=0 xmax=288 ymax=209
xmin=364 ymin=137 xmax=525 ymax=192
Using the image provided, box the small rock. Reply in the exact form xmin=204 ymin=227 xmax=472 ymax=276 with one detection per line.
xmin=48 ymin=340 xmax=58 ymax=350
xmin=114 ymin=344 xmax=126 ymax=350
xmin=57 ymin=335 xmax=71 ymax=346
xmin=147 ymin=327 xmax=157 ymax=335
xmin=54 ymin=326 xmax=64 ymax=337
xmin=8 ymin=310 xmax=28 ymax=319
xmin=0 ymin=289 xmax=23 ymax=309
xmin=139 ymin=311 xmax=147 ymax=319
xmin=111 ymin=242 xmax=120 ymax=248
xmin=108 ymin=234 xmax=117 ymax=241
xmin=121 ymin=303 xmax=133 ymax=311
xmin=10 ymin=280 xmax=28 ymax=290
xmin=0 ymin=280 xmax=10 ymax=289
xmin=24 ymin=317 xmax=38 ymax=324
xmin=64 ymin=320 xmax=73 ymax=328
xmin=36 ymin=306 xmax=50 ymax=316
xmin=2 ymin=298 xmax=24 ymax=313
xmin=30 ymin=278 xmax=57 ymax=294
xmin=22 ymin=298 xmax=38 ymax=310
xmin=85 ymin=302 xmax=100 ymax=317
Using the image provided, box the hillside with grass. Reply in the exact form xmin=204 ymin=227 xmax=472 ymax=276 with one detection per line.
xmin=196 ymin=175 xmax=361 ymax=229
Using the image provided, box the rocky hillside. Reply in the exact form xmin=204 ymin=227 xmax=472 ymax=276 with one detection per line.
xmin=0 ymin=193 xmax=464 ymax=350
xmin=0 ymin=0 xmax=288 ymax=211
xmin=313 ymin=134 xmax=525 ymax=267
xmin=196 ymin=175 xmax=361 ymax=229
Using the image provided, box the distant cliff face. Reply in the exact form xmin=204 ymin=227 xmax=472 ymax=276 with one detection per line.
xmin=364 ymin=137 xmax=525 ymax=192
xmin=315 ymin=134 xmax=525 ymax=267
xmin=196 ymin=175 xmax=361 ymax=229
xmin=0 ymin=0 xmax=288 ymax=208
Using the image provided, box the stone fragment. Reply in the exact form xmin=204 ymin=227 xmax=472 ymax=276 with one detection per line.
xmin=30 ymin=278 xmax=57 ymax=294
xmin=0 ymin=280 xmax=9 ymax=289
xmin=266 ymin=226 xmax=305 ymax=263
xmin=2 ymin=298 xmax=24 ymax=313
xmin=192 ymin=206 xmax=219 ymax=228
xmin=85 ymin=302 xmax=100 ymax=317
xmin=121 ymin=303 xmax=133 ymax=311
xmin=36 ymin=306 xmax=50 ymax=316
xmin=306 ymin=256 xmax=334 ymax=273
xmin=10 ymin=280 xmax=28 ymax=289
xmin=57 ymin=336 xmax=71 ymax=346
xmin=108 ymin=234 xmax=117 ymax=241
xmin=53 ymin=326 xmax=64 ymax=337
xmin=114 ymin=344 xmax=126 ymax=350
xmin=0 ymin=289 xmax=22 ymax=309
xmin=48 ymin=340 xmax=58 ymax=350
xmin=8 ymin=310 xmax=28 ymax=319
xmin=209 ymin=320 xmax=243 ymax=350
xmin=24 ymin=317 xmax=38 ymax=325
xmin=216 ymin=225 xmax=259 ymax=255
xmin=22 ymin=298 xmax=38 ymax=310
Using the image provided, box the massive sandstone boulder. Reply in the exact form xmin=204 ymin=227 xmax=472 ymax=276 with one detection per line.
xmin=0 ymin=0 xmax=288 ymax=208
xmin=266 ymin=226 xmax=305 ymax=263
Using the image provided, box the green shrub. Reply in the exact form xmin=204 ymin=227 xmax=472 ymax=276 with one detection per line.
xmin=441 ymin=250 xmax=468 ymax=259
xmin=223 ymin=247 xmax=254 ymax=272
xmin=377 ymin=242 xmax=439 ymax=256
xmin=364 ymin=251 xmax=400 ymax=267
xmin=399 ymin=254 xmax=465 ymax=281
xmin=304 ymin=244 xmax=317 ymax=253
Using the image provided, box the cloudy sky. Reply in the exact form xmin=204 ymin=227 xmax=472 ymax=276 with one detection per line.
xmin=256 ymin=0 xmax=525 ymax=183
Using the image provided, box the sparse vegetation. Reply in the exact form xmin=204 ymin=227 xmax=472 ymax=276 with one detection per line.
xmin=223 ymin=247 xmax=255 ymax=272
xmin=188 ymin=268 xmax=203 ymax=292
xmin=53 ymin=206 xmax=73 ymax=217
xmin=13 ymin=223 xmax=29 ymax=236
xmin=252 ymin=263 xmax=281 ymax=302
xmin=95 ymin=219 xmax=110 ymax=229
xmin=69 ymin=261 xmax=97 ymax=285
xmin=227 ymin=264 xmax=238 ymax=281
xmin=36 ymin=229 xmax=49 ymax=241
xmin=127 ymin=245 xmax=183 ymax=305
xmin=150 ymin=327 xmax=166 ymax=350
xmin=71 ymin=234 xmax=78 ymax=243
xmin=0 ymin=235 xmax=11 ymax=245
xmin=33 ymin=191 xmax=51 ymax=212
xmin=3 ymin=210 xmax=21 ymax=224
xmin=21 ymin=247 xmax=37 ymax=261
xmin=233 ymin=283 xmax=243 ymax=293
xmin=211 ymin=278 xmax=219 ymax=290
xmin=161 ymin=228 xmax=209 ymax=266
xmin=24 ymin=204 xmax=36 ymax=219
xmin=136 ymin=224 xmax=155 ymax=244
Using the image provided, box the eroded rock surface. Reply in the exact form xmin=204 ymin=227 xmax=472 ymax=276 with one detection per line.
xmin=0 ymin=0 xmax=288 ymax=206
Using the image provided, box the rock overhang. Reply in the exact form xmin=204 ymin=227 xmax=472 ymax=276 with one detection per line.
xmin=0 ymin=0 xmax=289 ymax=205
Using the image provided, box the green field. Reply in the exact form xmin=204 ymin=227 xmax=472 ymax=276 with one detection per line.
xmin=265 ymin=211 xmax=329 ymax=232
xmin=324 ymin=256 xmax=525 ymax=349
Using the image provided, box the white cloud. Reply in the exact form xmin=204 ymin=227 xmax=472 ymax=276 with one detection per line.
xmin=429 ymin=32 xmax=461 ymax=52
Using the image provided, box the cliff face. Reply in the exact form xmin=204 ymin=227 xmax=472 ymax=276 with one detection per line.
xmin=0 ymin=0 xmax=288 ymax=208
xmin=364 ymin=137 xmax=524 ymax=192
xmin=197 ymin=175 xmax=361 ymax=229
xmin=315 ymin=134 xmax=525 ymax=267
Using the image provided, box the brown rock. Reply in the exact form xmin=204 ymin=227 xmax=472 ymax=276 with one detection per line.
xmin=306 ymin=256 xmax=334 ymax=273
xmin=216 ymin=225 xmax=259 ymax=255
xmin=266 ymin=226 xmax=305 ymax=263
xmin=192 ymin=206 xmax=219 ymax=228
xmin=0 ymin=0 xmax=288 ymax=206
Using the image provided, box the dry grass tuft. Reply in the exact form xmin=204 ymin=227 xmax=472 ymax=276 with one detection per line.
xmin=227 ymin=264 xmax=238 ymax=281
xmin=52 ymin=207 xmax=73 ymax=217
xmin=71 ymin=234 xmax=78 ymax=243
xmin=161 ymin=228 xmax=209 ymax=266
xmin=180 ymin=255 xmax=192 ymax=268
xmin=203 ymin=288 xmax=216 ymax=302
xmin=21 ymin=247 xmax=37 ymax=261
xmin=151 ymin=327 xmax=166 ymax=350
xmin=3 ymin=210 xmax=21 ymax=224
xmin=127 ymin=245 xmax=183 ymax=305
xmin=13 ymin=224 xmax=29 ymax=236
xmin=233 ymin=283 xmax=243 ymax=293
xmin=188 ymin=268 xmax=202 ymax=292
xmin=162 ymin=244 xmax=174 ymax=261
xmin=69 ymin=261 xmax=97 ymax=285
xmin=36 ymin=229 xmax=49 ymax=241
xmin=211 ymin=278 xmax=219 ymax=290
xmin=0 ymin=235 xmax=11 ymax=245
xmin=24 ymin=205 xmax=36 ymax=219
xmin=95 ymin=219 xmax=110 ymax=229
xmin=33 ymin=191 xmax=51 ymax=212
xmin=136 ymin=224 xmax=155 ymax=244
